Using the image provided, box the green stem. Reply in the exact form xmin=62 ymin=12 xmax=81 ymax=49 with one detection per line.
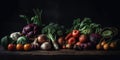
xmin=33 ymin=8 xmax=42 ymax=26
xmin=48 ymin=34 xmax=59 ymax=50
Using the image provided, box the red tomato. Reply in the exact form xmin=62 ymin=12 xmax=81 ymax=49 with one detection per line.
xmin=79 ymin=34 xmax=87 ymax=43
xmin=24 ymin=44 xmax=31 ymax=51
xmin=68 ymin=37 xmax=76 ymax=45
xmin=8 ymin=44 xmax=16 ymax=51
xmin=72 ymin=30 xmax=80 ymax=38
xmin=16 ymin=44 xmax=24 ymax=51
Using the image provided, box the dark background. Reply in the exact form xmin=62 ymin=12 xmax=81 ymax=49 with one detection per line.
xmin=0 ymin=0 xmax=120 ymax=38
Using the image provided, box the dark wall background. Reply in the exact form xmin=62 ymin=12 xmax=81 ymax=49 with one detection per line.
xmin=0 ymin=0 xmax=120 ymax=38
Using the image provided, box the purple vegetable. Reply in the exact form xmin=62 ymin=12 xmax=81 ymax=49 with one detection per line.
xmin=82 ymin=43 xmax=88 ymax=49
xmin=89 ymin=33 xmax=101 ymax=43
xmin=22 ymin=24 xmax=39 ymax=38
xmin=87 ymin=42 xmax=92 ymax=47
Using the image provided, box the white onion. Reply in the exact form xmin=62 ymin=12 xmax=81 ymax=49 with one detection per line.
xmin=40 ymin=42 xmax=51 ymax=50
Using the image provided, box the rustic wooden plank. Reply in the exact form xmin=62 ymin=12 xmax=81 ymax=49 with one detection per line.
xmin=0 ymin=49 xmax=120 ymax=56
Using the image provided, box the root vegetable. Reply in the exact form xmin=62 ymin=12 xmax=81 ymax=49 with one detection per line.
xmin=103 ymin=43 xmax=109 ymax=50
xmin=37 ymin=34 xmax=47 ymax=44
xmin=101 ymin=40 xmax=106 ymax=46
xmin=79 ymin=34 xmax=88 ymax=43
xmin=40 ymin=42 xmax=51 ymax=50
xmin=31 ymin=38 xmax=39 ymax=50
xmin=110 ymin=41 xmax=117 ymax=49
xmin=58 ymin=37 xmax=65 ymax=45
xmin=96 ymin=44 xmax=102 ymax=50
xmin=72 ymin=30 xmax=80 ymax=38
xmin=68 ymin=37 xmax=76 ymax=45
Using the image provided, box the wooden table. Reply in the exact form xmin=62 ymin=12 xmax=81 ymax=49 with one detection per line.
xmin=0 ymin=49 xmax=120 ymax=60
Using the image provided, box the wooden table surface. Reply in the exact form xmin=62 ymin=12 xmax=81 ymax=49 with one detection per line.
xmin=0 ymin=49 xmax=120 ymax=55
xmin=0 ymin=49 xmax=120 ymax=60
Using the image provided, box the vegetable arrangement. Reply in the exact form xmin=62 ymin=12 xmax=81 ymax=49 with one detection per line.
xmin=0 ymin=9 xmax=120 ymax=51
xmin=20 ymin=8 xmax=43 ymax=39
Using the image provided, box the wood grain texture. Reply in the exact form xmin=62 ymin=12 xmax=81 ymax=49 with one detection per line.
xmin=0 ymin=49 xmax=120 ymax=56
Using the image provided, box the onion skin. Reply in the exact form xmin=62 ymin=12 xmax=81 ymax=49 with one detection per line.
xmin=37 ymin=34 xmax=48 ymax=44
xmin=31 ymin=38 xmax=40 ymax=50
xmin=96 ymin=44 xmax=102 ymax=50
xmin=40 ymin=42 xmax=51 ymax=50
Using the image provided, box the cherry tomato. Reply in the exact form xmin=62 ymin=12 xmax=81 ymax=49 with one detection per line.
xmin=24 ymin=44 xmax=31 ymax=51
xmin=79 ymin=34 xmax=87 ymax=43
xmin=8 ymin=44 xmax=16 ymax=51
xmin=72 ymin=30 xmax=80 ymax=38
xmin=16 ymin=44 xmax=24 ymax=51
xmin=68 ymin=37 xmax=76 ymax=45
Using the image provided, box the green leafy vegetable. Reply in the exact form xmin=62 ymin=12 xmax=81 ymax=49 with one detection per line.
xmin=42 ymin=23 xmax=65 ymax=50
xmin=19 ymin=8 xmax=42 ymax=26
xmin=0 ymin=36 xmax=14 ymax=49
xmin=17 ymin=36 xmax=29 ymax=45
xmin=71 ymin=17 xmax=102 ymax=34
